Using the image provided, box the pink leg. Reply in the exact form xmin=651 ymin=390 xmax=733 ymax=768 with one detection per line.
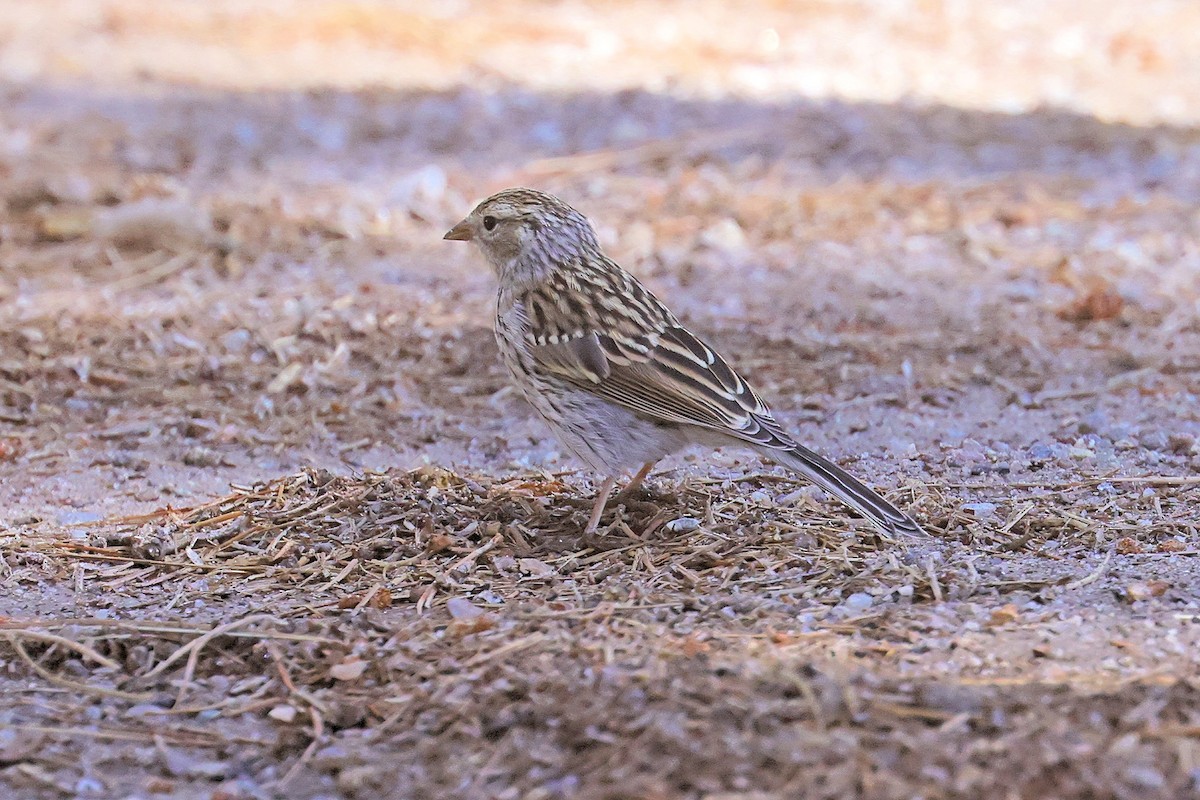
xmin=622 ymin=461 xmax=656 ymax=495
xmin=584 ymin=475 xmax=619 ymax=535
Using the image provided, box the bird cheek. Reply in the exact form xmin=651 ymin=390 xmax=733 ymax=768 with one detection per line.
xmin=492 ymin=234 xmax=522 ymax=262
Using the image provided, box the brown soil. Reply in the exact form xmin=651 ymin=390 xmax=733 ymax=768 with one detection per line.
xmin=2 ymin=2 xmax=1200 ymax=798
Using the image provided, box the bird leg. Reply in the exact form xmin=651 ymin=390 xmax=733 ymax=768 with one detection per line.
xmin=616 ymin=460 xmax=656 ymax=499
xmin=584 ymin=474 xmax=619 ymax=535
xmin=585 ymin=464 xmax=656 ymax=537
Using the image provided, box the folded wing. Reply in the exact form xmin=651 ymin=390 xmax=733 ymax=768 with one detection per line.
xmin=522 ymin=269 xmax=799 ymax=450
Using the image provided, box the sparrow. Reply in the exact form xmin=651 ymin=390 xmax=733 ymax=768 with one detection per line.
xmin=445 ymin=188 xmax=924 ymax=537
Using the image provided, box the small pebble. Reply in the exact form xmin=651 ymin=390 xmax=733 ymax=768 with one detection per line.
xmin=749 ymin=490 xmax=772 ymax=506
xmin=665 ymin=517 xmax=701 ymax=534
xmin=328 ymin=660 xmax=369 ymax=681
xmin=1138 ymin=431 xmax=1169 ymax=452
xmin=776 ymin=489 xmax=809 ymax=506
xmin=843 ymin=592 xmax=874 ymax=612
xmin=268 ymin=704 xmax=298 ymax=723
xmin=699 ymin=218 xmax=746 ymax=252
xmin=518 ymin=557 xmax=554 ymax=576
xmin=1027 ymin=443 xmax=1053 ymax=464
xmin=222 ymin=328 xmax=252 ymax=353
xmin=1125 ymin=766 xmax=1164 ymax=789
xmin=74 ymin=777 xmax=104 ymax=796
xmin=56 ymin=510 xmax=102 ymax=525
xmin=447 ymin=597 xmax=484 ymax=619
xmin=963 ymin=502 xmax=998 ymax=519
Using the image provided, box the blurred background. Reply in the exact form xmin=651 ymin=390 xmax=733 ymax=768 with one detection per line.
xmin=2 ymin=0 xmax=1199 ymax=508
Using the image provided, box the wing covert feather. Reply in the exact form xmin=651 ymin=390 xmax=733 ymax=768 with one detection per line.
xmin=521 ymin=276 xmax=793 ymax=449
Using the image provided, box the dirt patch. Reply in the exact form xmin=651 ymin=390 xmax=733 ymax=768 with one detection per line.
xmin=2 ymin=2 xmax=1200 ymax=798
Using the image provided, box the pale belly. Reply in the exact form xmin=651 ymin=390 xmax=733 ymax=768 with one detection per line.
xmin=494 ymin=305 xmax=687 ymax=475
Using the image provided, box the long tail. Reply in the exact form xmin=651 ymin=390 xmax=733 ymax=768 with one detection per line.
xmin=761 ymin=443 xmax=926 ymax=537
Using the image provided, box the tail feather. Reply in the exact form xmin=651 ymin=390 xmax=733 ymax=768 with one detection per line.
xmin=763 ymin=443 xmax=925 ymax=537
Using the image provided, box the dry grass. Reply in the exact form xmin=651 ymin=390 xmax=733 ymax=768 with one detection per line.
xmin=3 ymin=464 xmax=1200 ymax=796
xmin=4 ymin=1 xmax=1200 ymax=798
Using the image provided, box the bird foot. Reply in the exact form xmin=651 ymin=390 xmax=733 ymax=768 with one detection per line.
xmin=614 ymin=483 xmax=656 ymax=503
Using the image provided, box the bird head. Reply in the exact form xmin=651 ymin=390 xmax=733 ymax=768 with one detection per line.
xmin=444 ymin=188 xmax=600 ymax=287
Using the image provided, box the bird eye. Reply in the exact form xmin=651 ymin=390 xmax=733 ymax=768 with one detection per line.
xmin=482 ymin=215 xmax=497 ymax=231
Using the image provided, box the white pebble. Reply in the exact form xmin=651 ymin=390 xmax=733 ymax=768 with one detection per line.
xmin=665 ymin=517 xmax=701 ymax=534
xmin=699 ymin=218 xmax=746 ymax=252
xmin=962 ymin=502 xmax=998 ymax=519
xmin=446 ymin=597 xmax=484 ymax=619
xmin=843 ymin=592 xmax=874 ymax=611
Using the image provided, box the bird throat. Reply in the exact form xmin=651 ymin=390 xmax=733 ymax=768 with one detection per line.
xmin=499 ymin=252 xmax=557 ymax=292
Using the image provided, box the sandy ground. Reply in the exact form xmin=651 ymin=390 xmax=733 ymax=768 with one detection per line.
xmin=2 ymin=1 xmax=1200 ymax=798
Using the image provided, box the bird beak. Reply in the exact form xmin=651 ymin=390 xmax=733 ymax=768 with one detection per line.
xmin=443 ymin=219 xmax=473 ymax=241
